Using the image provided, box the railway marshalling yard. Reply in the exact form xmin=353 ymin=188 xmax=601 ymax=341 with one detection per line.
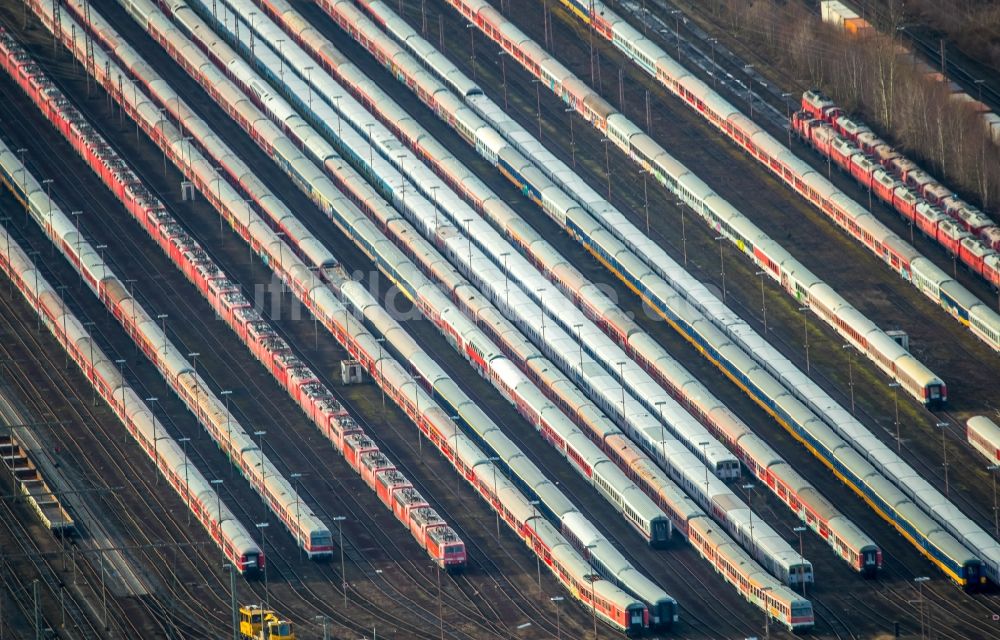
xmin=0 ymin=0 xmax=998 ymax=638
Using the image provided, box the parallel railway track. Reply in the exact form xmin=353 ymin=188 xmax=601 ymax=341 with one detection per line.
xmin=0 ymin=245 xmax=200 ymax=638
xmin=635 ymin=0 xmax=1000 ymax=320
xmin=0 ymin=5 xmax=600 ymax=636
xmin=0 ymin=337 xmax=104 ymax=638
xmin=464 ymin=0 xmax=1000 ymax=533
xmin=390 ymin=0 xmax=1000 ymax=636
xmin=3 ymin=0 xmax=999 ymax=636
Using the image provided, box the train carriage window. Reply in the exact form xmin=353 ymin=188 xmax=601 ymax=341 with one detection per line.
xmin=971 ymin=316 xmax=999 ymax=345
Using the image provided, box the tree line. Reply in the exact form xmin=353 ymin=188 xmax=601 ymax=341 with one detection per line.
xmin=904 ymin=0 xmax=1000 ymax=73
xmin=702 ymin=0 xmax=1000 ymax=212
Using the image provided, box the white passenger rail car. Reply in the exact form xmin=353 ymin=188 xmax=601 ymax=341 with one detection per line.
xmin=968 ymin=416 xmax=1000 ymax=465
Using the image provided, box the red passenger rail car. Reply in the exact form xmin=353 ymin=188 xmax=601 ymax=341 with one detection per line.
xmin=794 ymin=95 xmax=1000 ymax=289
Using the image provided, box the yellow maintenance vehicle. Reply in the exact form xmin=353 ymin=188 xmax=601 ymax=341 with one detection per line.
xmin=238 ymin=604 xmax=296 ymax=640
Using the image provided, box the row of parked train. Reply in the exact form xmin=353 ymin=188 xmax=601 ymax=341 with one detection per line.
xmin=795 ymin=90 xmax=1000 ymax=290
xmin=116 ymin=0 xmax=684 ymax=626
xmin=0 ymin=38 xmax=334 ymax=560
xmin=0 ymin=26 xmax=469 ymax=571
xmin=205 ymin=0 xmax=1000 ymax=624
xmin=442 ymin=0 xmax=951 ymax=407
xmin=0 ymin=139 xmax=265 ymax=573
xmin=356 ymin=0 xmax=1000 ymax=586
xmin=202 ymin=0 xmax=839 ymax=601
xmin=170 ymin=0 xmax=791 ymax=626
xmin=555 ymin=0 xmax=1000 ymax=353
xmin=152 ymin=0 xmax=1000 ymax=620
xmin=27 ymin=1 xmax=670 ymax=632
xmin=128 ymin=0 xmax=820 ymax=627
xmin=200 ymin=0 xmax=834 ymax=591
xmin=17 ymin=0 xmax=1000 ymax=632
xmin=306 ymin=0 xmax=883 ymax=584
xmin=294 ymin=0 xmax=879 ymax=584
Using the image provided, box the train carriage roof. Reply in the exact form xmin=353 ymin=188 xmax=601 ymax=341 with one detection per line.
xmin=882 ymin=233 xmax=921 ymax=263
xmin=748 ymin=128 xmax=789 ymax=164
xmin=725 ymin=110 xmax=763 ymax=142
xmin=482 ymin=427 xmax=523 ymax=464
xmin=854 ymin=210 xmax=896 ymax=245
xmin=496 ymin=20 xmax=529 ymax=50
xmin=538 ymin=184 xmax=582 ymax=221
xmin=617 ymin=565 xmax=674 ymax=607
xmin=220 ymin=518 xmax=261 ymax=554
xmin=91 ymin=356 xmax=124 ymax=392
xmin=471 ymin=0 xmax=502 ymax=26
xmin=968 ymin=416 xmax=1000 ymax=440
xmin=583 ymin=93 xmax=616 ymax=121
xmin=670 ymin=163 xmax=713 ymax=202
xmin=859 ymin=472 xmax=913 ymax=512
xmin=532 ymin=516 xmax=567 ymax=555
xmin=736 ymin=436 xmax=783 ymax=470
xmin=157 ymin=439 xmax=189 ymax=474
xmin=759 ymin=136 xmax=797 ymax=169
xmin=35 ymin=289 xmax=67 ymax=327
xmin=538 ymin=54 xmax=573 ymax=87
xmin=607 ymin=15 xmax=638 ymax=41
xmin=828 ymin=441 xmax=874 ymax=483
xmin=834 ymin=305 xmax=881 ymax=343
xmin=547 ymin=536 xmax=592 ymax=579
xmin=702 ymin=406 xmax=751 ymax=445
xmin=496 ymin=144 xmax=532 ymax=176
xmin=775 ymin=260 xmax=820 ymax=294
xmin=606 ymin=113 xmax=641 ymax=142
xmin=909 ymin=476 xmax=960 ymax=512
xmin=398 ymin=23 xmax=443 ymax=62
xmin=531 ymin=478 xmax=577 ymax=520
xmin=700 ymin=86 xmax=740 ymax=122
xmin=119 ymin=384 xmax=152 ymax=426
xmin=617 ymin=480 xmax=666 ymax=522
xmin=652 ymin=50 xmax=689 ymax=84
xmin=469 ymin=456 xmax=505 ymax=493
xmin=561 ymin=510 xmax=603 ymax=549
xmin=559 ymin=74 xmax=593 ymax=107
xmin=939 ymin=278 xmax=984 ymax=311
xmin=908 ymin=257 xmax=949 ymax=289
xmin=779 ymin=477 xmax=838 ymax=522
xmin=157 ymin=346 xmax=195 ymax=381
xmin=634 ymin=36 xmax=668 ymax=69
xmin=627 ymin=133 xmax=663 ymax=166
xmin=893 ymin=353 xmax=944 ymax=388
xmin=518 ymin=39 xmax=549 ymax=70
xmin=493 ymin=481 xmax=539 ymax=526
xmin=505 ymin=127 xmax=539 ymax=153
xmin=795 ymin=165 xmax=838 ymax=202
xmin=827 ymin=514 xmax=878 ymax=550
xmin=637 ymin=461 xmax=702 ymax=521
xmin=574 ymin=403 xmax=623 ymax=441
xmin=752 ymin=532 xmax=810 ymax=568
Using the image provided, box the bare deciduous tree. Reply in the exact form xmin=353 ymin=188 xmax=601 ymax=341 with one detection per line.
xmin=705 ymin=0 xmax=1000 ymax=214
